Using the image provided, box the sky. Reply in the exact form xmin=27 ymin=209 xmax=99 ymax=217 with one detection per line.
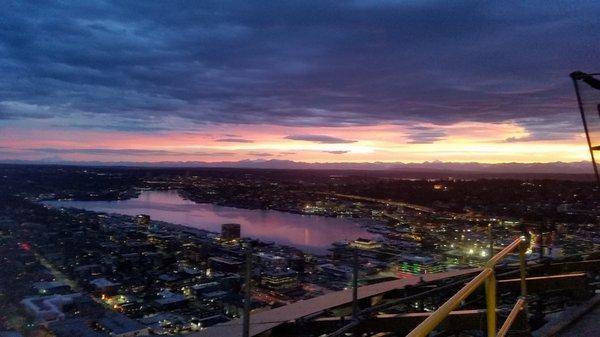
xmin=1 ymin=1 xmax=599 ymax=164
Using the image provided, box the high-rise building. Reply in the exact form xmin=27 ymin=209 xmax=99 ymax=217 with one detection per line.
xmin=221 ymin=223 xmax=241 ymax=241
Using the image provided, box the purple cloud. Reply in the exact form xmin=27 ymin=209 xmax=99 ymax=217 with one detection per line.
xmin=248 ymin=152 xmax=273 ymax=157
xmin=0 ymin=0 xmax=597 ymax=136
xmin=323 ymin=150 xmax=349 ymax=154
xmin=285 ymin=134 xmax=357 ymax=144
xmin=216 ymin=138 xmax=254 ymax=143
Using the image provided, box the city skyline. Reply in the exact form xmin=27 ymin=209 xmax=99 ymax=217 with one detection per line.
xmin=1 ymin=1 xmax=599 ymax=165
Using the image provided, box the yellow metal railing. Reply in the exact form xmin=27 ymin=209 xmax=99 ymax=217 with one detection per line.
xmin=497 ymin=298 xmax=526 ymax=337
xmin=406 ymin=237 xmax=528 ymax=337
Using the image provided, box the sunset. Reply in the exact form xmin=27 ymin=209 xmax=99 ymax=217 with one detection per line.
xmin=0 ymin=122 xmax=592 ymax=163
xmin=1 ymin=2 xmax=600 ymax=337
xmin=1 ymin=1 xmax=598 ymax=167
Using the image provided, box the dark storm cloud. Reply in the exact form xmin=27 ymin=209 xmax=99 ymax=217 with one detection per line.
xmin=285 ymin=134 xmax=357 ymax=144
xmin=0 ymin=1 xmax=599 ymax=130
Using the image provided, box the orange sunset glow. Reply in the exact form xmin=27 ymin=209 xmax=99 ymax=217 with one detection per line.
xmin=0 ymin=1 xmax=598 ymax=172
xmin=0 ymin=121 xmax=590 ymax=164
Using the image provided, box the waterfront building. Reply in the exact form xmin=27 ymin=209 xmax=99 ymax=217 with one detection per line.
xmin=221 ymin=223 xmax=241 ymax=242
xmin=136 ymin=214 xmax=150 ymax=227
xmin=350 ymin=238 xmax=382 ymax=250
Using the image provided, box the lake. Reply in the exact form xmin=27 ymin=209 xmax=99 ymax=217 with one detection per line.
xmin=43 ymin=190 xmax=375 ymax=254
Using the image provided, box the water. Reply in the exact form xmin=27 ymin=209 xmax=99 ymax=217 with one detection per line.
xmin=43 ymin=190 xmax=375 ymax=254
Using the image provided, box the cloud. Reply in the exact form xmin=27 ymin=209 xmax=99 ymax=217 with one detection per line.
xmin=285 ymin=134 xmax=357 ymax=144
xmin=27 ymin=148 xmax=232 ymax=156
xmin=248 ymin=152 xmax=273 ymax=157
xmin=323 ymin=150 xmax=349 ymax=154
xmin=503 ymin=117 xmax=579 ymax=143
xmin=0 ymin=101 xmax=55 ymax=120
xmin=215 ymin=138 xmax=254 ymax=143
xmin=0 ymin=0 xmax=597 ymax=135
xmin=405 ymin=126 xmax=447 ymax=144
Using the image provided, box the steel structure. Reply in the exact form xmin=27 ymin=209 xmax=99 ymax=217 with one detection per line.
xmin=407 ymin=237 xmax=528 ymax=337
xmin=571 ymin=71 xmax=600 ymax=185
xmin=197 ymin=241 xmax=599 ymax=337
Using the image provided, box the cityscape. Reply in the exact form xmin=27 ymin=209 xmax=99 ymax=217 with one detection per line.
xmin=1 ymin=1 xmax=600 ymax=337
xmin=0 ymin=165 xmax=598 ymax=336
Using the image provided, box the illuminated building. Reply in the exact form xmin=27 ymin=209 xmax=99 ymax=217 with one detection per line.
xmin=187 ymin=282 xmax=220 ymax=298
xmin=350 ymin=238 xmax=382 ymax=250
xmin=399 ymin=255 xmax=444 ymax=274
xmin=221 ymin=223 xmax=241 ymax=241
xmin=208 ymin=256 xmax=243 ymax=273
xmin=136 ymin=214 xmax=150 ymax=227
xmin=261 ymin=270 xmax=299 ymax=291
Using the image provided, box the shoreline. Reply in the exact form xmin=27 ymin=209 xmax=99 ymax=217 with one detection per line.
xmin=42 ymin=203 xmax=318 ymax=256
xmin=40 ymin=190 xmax=382 ymax=256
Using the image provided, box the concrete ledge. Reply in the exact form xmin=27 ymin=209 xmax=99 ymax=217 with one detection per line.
xmin=533 ymin=295 xmax=600 ymax=337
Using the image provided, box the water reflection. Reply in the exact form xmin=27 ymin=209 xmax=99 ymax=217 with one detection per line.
xmin=44 ymin=190 xmax=374 ymax=254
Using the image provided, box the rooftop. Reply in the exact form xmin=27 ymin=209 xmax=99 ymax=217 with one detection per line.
xmin=97 ymin=313 xmax=147 ymax=335
xmin=49 ymin=318 xmax=105 ymax=337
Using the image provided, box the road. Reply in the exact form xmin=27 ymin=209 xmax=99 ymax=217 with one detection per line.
xmin=32 ymin=249 xmax=106 ymax=306
xmin=332 ymin=193 xmax=436 ymax=214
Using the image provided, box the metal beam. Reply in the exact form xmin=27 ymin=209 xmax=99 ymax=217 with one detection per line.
xmin=497 ymin=273 xmax=587 ymax=293
xmin=497 ymin=298 xmax=526 ymax=337
xmin=528 ymin=260 xmax=600 ymax=275
xmin=272 ymin=309 xmax=527 ymax=336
